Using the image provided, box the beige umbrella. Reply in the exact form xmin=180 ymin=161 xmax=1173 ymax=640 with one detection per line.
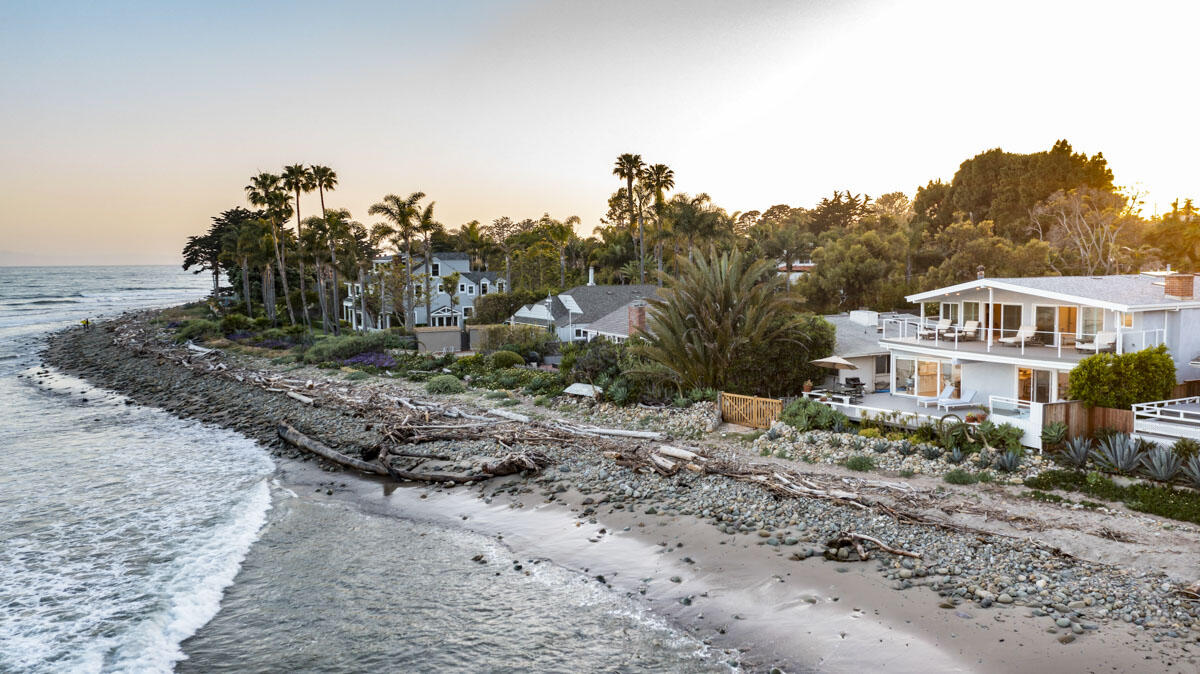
xmin=810 ymin=355 xmax=858 ymax=370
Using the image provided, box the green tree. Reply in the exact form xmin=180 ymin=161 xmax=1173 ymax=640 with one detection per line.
xmin=1067 ymin=345 xmax=1175 ymax=409
xmin=281 ymin=164 xmax=316 ymax=328
xmin=245 ymin=172 xmax=296 ymax=325
xmin=635 ymin=248 xmax=805 ymax=391
xmin=801 ymin=228 xmax=909 ymax=313
xmin=310 ymin=165 xmax=341 ymax=333
xmin=613 ymin=153 xmax=646 ymax=281
xmin=415 ymin=201 xmax=442 ymax=325
xmin=641 ymin=163 xmax=675 ymax=284
xmin=368 ymin=192 xmax=425 ymax=329
xmin=918 ymin=220 xmax=1052 ymax=288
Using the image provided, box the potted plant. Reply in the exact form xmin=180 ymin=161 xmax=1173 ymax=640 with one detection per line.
xmin=803 ymin=379 xmax=813 ymax=393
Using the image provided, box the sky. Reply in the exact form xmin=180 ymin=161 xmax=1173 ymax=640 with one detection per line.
xmin=1 ymin=0 xmax=1198 ymax=265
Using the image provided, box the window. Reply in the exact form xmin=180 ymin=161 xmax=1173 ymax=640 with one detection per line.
xmin=436 ymin=284 xmax=444 ymax=294
xmin=1057 ymin=306 xmax=1079 ymax=346
xmin=481 ymin=282 xmax=488 ymax=295
xmin=1034 ymin=306 xmax=1056 ymax=343
xmin=1056 ymin=370 xmax=1071 ymax=401
xmin=467 ymin=286 xmax=474 ymax=295
xmin=894 ymin=358 xmax=915 ymax=394
xmin=992 ymin=304 xmax=1022 ymax=338
xmin=1018 ymin=368 xmax=1052 ymax=403
xmin=875 ymin=354 xmax=890 ymax=374
xmin=431 ymin=263 xmax=440 ymax=277
xmin=1122 ymin=312 xmax=1133 ymax=328
xmin=575 ymin=328 xmax=583 ymax=338
xmin=963 ymin=302 xmax=980 ymax=324
xmin=459 ymin=283 xmax=466 ymax=293
xmin=1080 ymin=307 xmax=1103 ymax=338
xmin=941 ymin=302 xmax=959 ymax=323
xmin=462 ymin=306 xmax=472 ymax=317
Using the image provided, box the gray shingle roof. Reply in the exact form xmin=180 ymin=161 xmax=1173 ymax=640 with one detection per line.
xmin=461 ymin=271 xmax=501 ymax=284
xmin=910 ymin=273 xmax=1200 ymax=310
xmin=589 ymin=302 xmax=636 ymax=337
xmin=559 ymin=284 xmax=660 ymax=324
xmin=823 ymin=314 xmax=888 ymax=357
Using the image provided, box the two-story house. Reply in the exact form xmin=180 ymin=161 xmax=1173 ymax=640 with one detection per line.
xmin=342 ymin=251 xmax=504 ymax=330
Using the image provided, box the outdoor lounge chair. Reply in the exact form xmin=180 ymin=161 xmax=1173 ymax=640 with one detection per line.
xmin=917 ymin=384 xmax=956 ymax=408
xmin=941 ymin=320 xmax=980 ymax=341
xmin=997 ymin=325 xmax=1038 ymax=347
xmin=917 ymin=318 xmax=951 ymax=340
xmin=1074 ymin=331 xmax=1117 ymax=353
xmin=937 ymin=389 xmax=977 ymax=411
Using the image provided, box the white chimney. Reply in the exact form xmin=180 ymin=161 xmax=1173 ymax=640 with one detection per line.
xmin=587 ymin=266 xmax=595 ymax=286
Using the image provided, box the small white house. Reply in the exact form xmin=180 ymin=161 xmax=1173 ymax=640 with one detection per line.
xmin=510 ymin=283 xmax=660 ymax=343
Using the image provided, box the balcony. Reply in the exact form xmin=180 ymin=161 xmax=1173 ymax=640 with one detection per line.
xmin=880 ymin=318 xmax=1164 ymax=367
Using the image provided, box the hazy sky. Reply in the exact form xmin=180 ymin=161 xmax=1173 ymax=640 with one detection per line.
xmin=2 ymin=0 xmax=1198 ymax=265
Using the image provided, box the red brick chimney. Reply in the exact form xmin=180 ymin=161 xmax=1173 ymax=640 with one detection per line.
xmin=1165 ymin=273 xmax=1195 ymax=300
xmin=627 ymin=301 xmax=647 ymax=336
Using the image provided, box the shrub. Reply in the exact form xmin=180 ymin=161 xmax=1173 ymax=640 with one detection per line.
xmin=490 ymin=350 xmax=525 ymax=369
xmin=569 ymin=338 xmax=621 ymax=385
xmin=481 ymin=324 xmax=557 ymax=357
xmin=976 ymin=471 xmax=995 ymax=483
xmin=484 ymin=390 xmax=510 ymax=400
xmin=1172 ymin=437 xmax=1200 ymax=461
xmin=426 ymin=374 xmax=465 ymax=395
xmin=911 ymin=423 xmax=938 ymax=444
xmin=342 ymin=351 xmax=397 ymax=370
xmin=780 ymin=398 xmax=847 ymax=432
xmin=1041 ymin=422 xmax=1068 ymax=450
xmin=944 ymin=469 xmax=977 ymax=485
xmin=828 ymin=435 xmax=843 ymax=449
xmin=1059 ymin=436 xmax=1092 ymax=469
xmin=220 ymin=313 xmax=253 ymax=334
xmin=1067 ymin=345 xmax=1176 ymax=409
xmin=303 ymin=332 xmax=407 ymax=364
xmin=449 ymin=354 xmax=491 ymax=379
xmin=1092 ymin=433 xmax=1142 ymax=474
xmin=174 ymin=319 xmax=220 ymax=343
xmin=977 ymin=420 xmax=1023 ymax=453
xmin=899 ymin=469 xmax=915 ymax=478
xmin=1026 ymin=469 xmax=1200 ymax=525
xmin=857 ymin=427 xmax=882 ymax=439
xmin=885 ymin=431 xmax=906 ymax=442
xmin=673 ymin=395 xmax=691 ymax=408
xmin=1141 ymin=446 xmax=1182 ymax=482
xmin=688 ymin=387 xmax=719 ymax=403
xmin=896 ymin=440 xmax=916 ymax=456
xmin=345 ymin=370 xmax=370 ymax=381
xmin=845 ymin=454 xmax=875 ymax=472
xmin=605 ymin=377 xmax=631 ymax=405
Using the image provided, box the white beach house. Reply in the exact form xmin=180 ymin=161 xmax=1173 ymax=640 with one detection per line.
xmin=342 ymin=252 xmax=504 ymax=330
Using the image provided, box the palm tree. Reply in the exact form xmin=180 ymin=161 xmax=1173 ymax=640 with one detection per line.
xmin=245 ymin=172 xmax=296 ymax=325
xmin=641 ymin=164 xmax=675 ymax=286
xmin=456 ymin=219 xmax=491 ymax=270
xmin=310 ymin=165 xmax=340 ymax=333
xmin=613 ymin=153 xmax=646 ymax=281
xmin=281 ymin=164 xmax=316 ymax=329
xmin=415 ymin=201 xmax=442 ymax=326
xmin=368 ymin=192 xmax=425 ymax=330
xmin=635 ymin=248 xmax=802 ymax=390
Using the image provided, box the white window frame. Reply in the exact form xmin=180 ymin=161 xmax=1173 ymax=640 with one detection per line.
xmin=467 ymin=285 xmax=474 ymax=295
xmin=431 ymin=263 xmax=440 ymax=277
xmin=940 ymin=302 xmax=959 ymax=324
xmin=1032 ymin=303 xmax=1058 ymax=345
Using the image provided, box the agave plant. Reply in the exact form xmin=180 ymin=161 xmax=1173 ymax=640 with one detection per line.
xmin=1059 ymin=436 xmax=1091 ymax=470
xmin=922 ymin=444 xmax=943 ymax=460
xmin=993 ymin=449 xmax=1022 ymax=473
xmin=1183 ymin=455 xmax=1200 ymax=489
xmin=872 ymin=439 xmax=889 ymax=454
xmin=1140 ymin=446 xmax=1182 ymax=482
xmin=975 ymin=448 xmax=992 ymax=470
xmin=828 ymin=435 xmax=843 ymax=449
xmin=1092 ymin=433 xmax=1141 ymax=474
xmin=851 ymin=436 xmax=865 ymax=451
xmin=1172 ymin=437 xmax=1200 ymax=461
xmin=946 ymin=446 xmax=967 ymax=464
xmin=1040 ymin=421 xmax=1068 ymax=450
xmin=896 ymin=440 xmax=916 ymax=456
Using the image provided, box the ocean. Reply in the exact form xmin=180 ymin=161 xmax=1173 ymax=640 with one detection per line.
xmin=0 ymin=266 xmax=725 ymax=673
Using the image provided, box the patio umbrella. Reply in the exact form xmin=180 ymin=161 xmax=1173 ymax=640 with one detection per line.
xmin=810 ymin=355 xmax=858 ymax=370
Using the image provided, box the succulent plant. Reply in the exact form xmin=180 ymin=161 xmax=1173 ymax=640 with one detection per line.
xmin=1140 ymin=445 xmax=1182 ymax=482
xmin=946 ymin=446 xmax=966 ymax=464
xmin=1059 ymin=436 xmax=1091 ymax=469
xmin=896 ymin=440 xmax=916 ymax=456
xmin=1183 ymin=455 xmax=1200 ymax=489
xmin=828 ymin=435 xmax=843 ymax=449
xmin=992 ymin=449 xmax=1022 ymax=473
xmin=872 ymin=439 xmax=889 ymax=454
xmin=851 ymin=437 xmax=866 ymax=451
xmin=921 ymin=444 xmax=943 ymax=460
xmin=1172 ymin=437 xmax=1200 ymax=461
xmin=1092 ymin=433 xmax=1141 ymax=474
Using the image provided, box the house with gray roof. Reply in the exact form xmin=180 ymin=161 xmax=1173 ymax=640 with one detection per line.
xmin=342 ymin=251 xmax=504 ymax=330
xmin=822 ymin=311 xmax=917 ymax=391
xmin=510 ymin=284 xmax=660 ymax=342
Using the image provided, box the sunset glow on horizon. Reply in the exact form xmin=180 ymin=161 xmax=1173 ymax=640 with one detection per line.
xmin=2 ymin=0 xmax=1198 ymax=265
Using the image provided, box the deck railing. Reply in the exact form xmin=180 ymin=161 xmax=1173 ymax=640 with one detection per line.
xmin=1132 ymin=396 xmax=1200 ymax=443
xmin=881 ymin=318 xmax=1164 ymax=359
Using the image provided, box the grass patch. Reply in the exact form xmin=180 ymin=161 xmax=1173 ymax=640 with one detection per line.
xmin=484 ymin=390 xmax=511 ymax=400
xmin=899 ymin=469 xmax=915 ymax=478
xmin=844 ymin=454 xmax=875 ymax=472
xmin=426 ymin=374 xmax=466 ymax=395
xmin=1025 ymin=489 xmax=1065 ymax=504
xmin=1025 ymin=469 xmax=1200 ymax=525
xmin=943 ymin=469 xmax=977 ymax=485
xmin=345 ymin=370 xmax=370 ymax=381
xmin=497 ymin=398 xmax=520 ymax=407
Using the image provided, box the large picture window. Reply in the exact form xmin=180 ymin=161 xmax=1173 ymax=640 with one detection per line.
xmin=895 ymin=358 xmax=915 ymax=394
xmin=963 ymin=302 xmax=980 ymax=324
xmin=941 ymin=302 xmax=959 ymax=323
xmin=1081 ymin=307 xmax=1103 ymax=338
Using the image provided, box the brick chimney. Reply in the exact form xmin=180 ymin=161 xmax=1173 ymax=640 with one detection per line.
xmin=1165 ymin=273 xmax=1195 ymax=300
xmin=627 ymin=300 xmax=647 ymax=336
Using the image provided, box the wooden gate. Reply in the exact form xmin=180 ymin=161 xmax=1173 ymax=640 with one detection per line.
xmin=720 ymin=392 xmax=783 ymax=429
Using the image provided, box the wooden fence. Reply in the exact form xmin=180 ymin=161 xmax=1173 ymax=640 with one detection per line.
xmin=719 ymin=392 xmax=783 ymax=429
xmin=1042 ymin=401 xmax=1133 ymax=438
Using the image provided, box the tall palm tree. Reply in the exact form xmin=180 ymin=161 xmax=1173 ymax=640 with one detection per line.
xmin=245 ymin=172 xmax=296 ymax=325
xmin=367 ymin=192 xmax=425 ymax=330
xmin=415 ymin=201 xmax=441 ymax=326
xmin=641 ymin=164 xmax=675 ymax=286
xmin=613 ymin=153 xmax=646 ymax=282
xmin=456 ymin=219 xmax=490 ymax=270
xmin=310 ymin=165 xmax=341 ymax=332
xmin=281 ymin=164 xmax=316 ymax=328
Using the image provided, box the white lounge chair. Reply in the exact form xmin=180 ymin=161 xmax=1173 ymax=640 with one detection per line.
xmin=938 ymin=389 xmax=977 ymax=411
xmin=917 ymin=384 xmax=956 ymax=408
xmin=1075 ymin=331 xmax=1117 ymax=353
xmin=918 ymin=318 xmax=951 ymax=340
xmin=998 ymin=325 xmax=1038 ymax=347
xmin=942 ymin=320 xmax=979 ymax=341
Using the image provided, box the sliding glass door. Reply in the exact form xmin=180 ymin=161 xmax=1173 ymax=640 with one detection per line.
xmin=1018 ymin=368 xmax=1052 ymax=403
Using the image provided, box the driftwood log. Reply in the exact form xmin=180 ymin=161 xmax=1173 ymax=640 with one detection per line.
xmin=277 ymin=423 xmax=386 ymax=475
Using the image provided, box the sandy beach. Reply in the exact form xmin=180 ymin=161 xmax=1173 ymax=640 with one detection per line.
xmin=40 ymin=311 xmax=1200 ymax=673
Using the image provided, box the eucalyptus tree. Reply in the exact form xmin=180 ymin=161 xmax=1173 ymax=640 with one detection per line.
xmin=368 ymin=192 xmax=425 ymax=329
xmin=641 ymin=163 xmax=675 ymax=285
xmin=282 ymin=164 xmax=316 ymax=328
xmin=613 ymin=153 xmax=646 ymax=281
xmin=245 ymin=172 xmax=296 ymax=324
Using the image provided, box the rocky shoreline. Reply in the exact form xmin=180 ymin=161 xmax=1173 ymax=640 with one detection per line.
xmin=39 ymin=311 xmax=1200 ymax=672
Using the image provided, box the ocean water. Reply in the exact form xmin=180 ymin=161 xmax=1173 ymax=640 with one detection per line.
xmin=0 ymin=266 xmax=724 ymax=673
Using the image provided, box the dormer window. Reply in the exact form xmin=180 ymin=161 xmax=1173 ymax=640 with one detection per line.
xmin=431 ymin=263 xmax=440 ymax=277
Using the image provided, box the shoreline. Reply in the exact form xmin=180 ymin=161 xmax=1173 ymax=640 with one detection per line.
xmin=40 ymin=311 xmax=1200 ymax=672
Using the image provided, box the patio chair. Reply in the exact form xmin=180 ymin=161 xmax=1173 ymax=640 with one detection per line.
xmin=1074 ymin=331 xmax=1117 ymax=353
xmin=942 ymin=320 xmax=979 ymax=341
xmin=997 ymin=325 xmax=1038 ymax=347
xmin=916 ymin=384 xmax=956 ymax=408
xmin=917 ymin=318 xmax=951 ymax=340
xmin=937 ymin=389 xmax=977 ymax=411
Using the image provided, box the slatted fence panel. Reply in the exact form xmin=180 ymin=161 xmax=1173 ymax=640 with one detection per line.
xmin=1042 ymin=401 xmax=1132 ymax=438
xmin=720 ymin=392 xmax=783 ymax=429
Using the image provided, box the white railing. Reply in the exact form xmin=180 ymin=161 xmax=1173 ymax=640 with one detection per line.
xmin=881 ymin=318 xmax=1165 ymax=360
xmin=988 ymin=395 xmax=1045 ymax=451
xmin=1132 ymin=396 xmax=1200 ymax=443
